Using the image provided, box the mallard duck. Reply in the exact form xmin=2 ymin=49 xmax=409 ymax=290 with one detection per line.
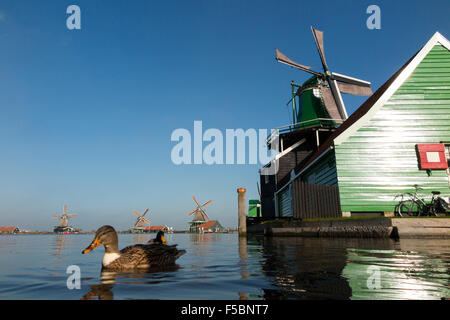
xmin=82 ymin=225 xmax=186 ymax=271
xmin=147 ymin=231 xmax=166 ymax=244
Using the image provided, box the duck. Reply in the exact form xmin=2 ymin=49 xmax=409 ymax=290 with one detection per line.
xmin=82 ymin=225 xmax=186 ymax=271
xmin=147 ymin=230 xmax=166 ymax=245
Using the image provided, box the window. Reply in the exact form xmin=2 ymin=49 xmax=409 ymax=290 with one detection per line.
xmin=416 ymin=143 xmax=448 ymax=170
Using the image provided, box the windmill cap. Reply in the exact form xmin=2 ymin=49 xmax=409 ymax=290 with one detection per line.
xmin=237 ymin=188 xmax=246 ymax=193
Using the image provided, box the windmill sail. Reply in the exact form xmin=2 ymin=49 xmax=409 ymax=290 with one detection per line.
xmin=276 ymin=49 xmax=321 ymax=76
xmin=332 ymin=72 xmax=373 ymax=96
xmin=311 ymin=27 xmax=328 ymax=71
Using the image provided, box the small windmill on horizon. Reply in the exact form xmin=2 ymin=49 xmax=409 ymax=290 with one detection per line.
xmin=188 ymin=196 xmax=212 ymax=232
xmin=132 ymin=208 xmax=151 ymax=233
xmin=52 ymin=205 xmax=78 ymax=233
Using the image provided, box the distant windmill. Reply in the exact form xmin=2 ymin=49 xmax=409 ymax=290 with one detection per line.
xmin=52 ymin=205 xmax=77 ymax=233
xmin=275 ymin=26 xmax=372 ymax=124
xmin=188 ymin=196 xmax=212 ymax=222
xmin=132 ymin=208 xmax=151 ymax=232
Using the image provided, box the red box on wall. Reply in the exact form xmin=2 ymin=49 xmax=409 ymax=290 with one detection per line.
xmin=416 ymin=143 xmax=448 ymax=170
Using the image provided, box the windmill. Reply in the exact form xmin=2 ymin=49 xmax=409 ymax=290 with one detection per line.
xmin=132 ymin=208 xmax=151 ymax=233
xmin=189 ymin=196 xmax=212 ymax=222
xmin=52 ymin=205 xmax=78 ymax=233
xmin=275 ymin=26 xmax=373 ymax=126
xmin=188 ymin=196 xmax=212 ymax=232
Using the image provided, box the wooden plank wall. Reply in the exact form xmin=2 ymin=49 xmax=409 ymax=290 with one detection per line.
xmin=335 ymin=44 xmax=450 ymax=213
xmin=292 ymin=180 xmax=341 ymax=219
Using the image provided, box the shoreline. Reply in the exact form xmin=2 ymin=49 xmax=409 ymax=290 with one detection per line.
xmin=247 ymin=217 xmax=450 ymax=239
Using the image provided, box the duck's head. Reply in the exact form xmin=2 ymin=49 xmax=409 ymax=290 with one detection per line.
xmin=82 ymin=225 xmax=119 ymax=254
xmin=156 ymin=231 xmax=166 ymax=244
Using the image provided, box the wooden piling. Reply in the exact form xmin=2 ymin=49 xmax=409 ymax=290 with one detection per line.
xmin=237 ymin=188 xmax=247 ymax=237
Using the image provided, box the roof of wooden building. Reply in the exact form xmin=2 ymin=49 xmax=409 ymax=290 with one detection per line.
xmin=196 ymin=220 xmax=222 ymax=230
xmin=0 ymin=226 xmax=19 ymax=232
xmin=144 ymin=225 xmax=167 ymax=231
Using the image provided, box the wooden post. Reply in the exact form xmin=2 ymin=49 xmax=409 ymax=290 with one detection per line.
xmin=237 ymin=188 xmax=247 ymax=237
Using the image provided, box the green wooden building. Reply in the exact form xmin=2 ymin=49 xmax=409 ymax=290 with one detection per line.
xmin=247 ymin=200 xmax=261 ymax=218
xmin=263 ymin=32 xmax=450 ymax=218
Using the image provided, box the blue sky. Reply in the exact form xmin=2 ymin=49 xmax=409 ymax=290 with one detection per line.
xmin=0 ymin=0 xmax=449 ymax=231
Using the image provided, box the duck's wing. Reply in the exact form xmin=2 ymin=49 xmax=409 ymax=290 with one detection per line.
xmin=110 ymin=245 xmax=151 ymax=269
xmin=112 ymin=244 xmax=186 ymax=269
xmin=142 ymin=244 xmax=186 ymax=263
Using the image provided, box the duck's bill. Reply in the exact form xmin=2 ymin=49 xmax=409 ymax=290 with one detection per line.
xmin=161 ymin=235 xmax=166 ymax=244
xmin=82 ymin=236 xmax=101 ymax=254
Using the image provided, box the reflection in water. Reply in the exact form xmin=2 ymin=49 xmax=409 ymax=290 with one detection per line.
xmin=52 ymin=235 xmax=67 ymax=257
xmin=189 ymin=233 xmax=221 ymax=244
xmin=238 ymin=236 xmax=249 ymax=300
xmin=252 ymin=237 xmax=353 ymax=299
xmin=1 ymin=234 xmax=448 ymax=300
xmin=81 ymin=265 xmax=181 ymax=300
xmin=0 ymin=237 xmax=18 ymax=248
xmin=343 ymin=239 xmax=450 ymax=300
xmin=248 ymin=236 xmax=449 ymax=300
xmin=82 ymin=283 xmax=114 ymax=300
xmin=189 ymin=233 xmax=216 ymax=276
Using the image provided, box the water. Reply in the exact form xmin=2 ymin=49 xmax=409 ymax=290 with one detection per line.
xmin=0 ymin=233 xmax=449 ymax=300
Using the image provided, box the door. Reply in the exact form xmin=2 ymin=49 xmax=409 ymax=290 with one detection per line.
xmin=278 ymin=185 xmax=293 ymax=217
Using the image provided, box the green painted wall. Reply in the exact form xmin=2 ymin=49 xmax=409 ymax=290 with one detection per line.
xmin=302 ymin=151 xmax=338 ymax=186
xmin=248 ymin=200 xmax=260 ymax=217
xmin=335 ymin=44 xmax=450 ymax=212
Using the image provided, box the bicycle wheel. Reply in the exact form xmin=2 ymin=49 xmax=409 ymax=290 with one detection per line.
xmin=398 ymin=200 xmax=421 ymax=216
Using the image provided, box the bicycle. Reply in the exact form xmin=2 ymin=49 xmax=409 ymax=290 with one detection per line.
xmin=396 ymin=184 xmax=448 ymax=217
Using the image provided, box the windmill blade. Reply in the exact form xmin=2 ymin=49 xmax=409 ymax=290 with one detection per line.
xmin=332 ymin=72 xmax=371 ymax=87
xmin=141 ymin=208 xmax=149 ymax=217
xmin=199 ymin=209 xmax=210 ymax=221
xmin=275 ymin=49 xmax=322 ymax=76
xmin=133 ymin=210 xmax=141 ymax=217
xmin=192 ymin=195 xmax=201 ymax=207
xmin=257 ymin=182 xmax=261 ymax=201
xmin=143 ymin=218 xmax=151 ymax=225
xmin=336 ymin=82 xmax=373 ymax=96
xmin=188 ymin=208 xmax=198 ymax=215
xmin=331 ymin=72 xmax=372 ymax=96
xmin=328 ymin=79 xmax=349 ymax=120
xmin=64 ymin=205 xmax=67 ymax=214
xmin=67 ymin=214 xmax=77 ymax=217
xmin=201 ymin=200 xmax=212 ymax=208
xmin=52 ymin=215 xmax=62 ymax=218
xmin=311 ymin=26 xmax=329 ymax=72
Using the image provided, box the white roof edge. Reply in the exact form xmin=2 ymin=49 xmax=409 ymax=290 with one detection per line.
xmin=434 ymin=32 xmax=450 ymax=49
xmin=334 ymin=31 xmax=450 ymax=146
